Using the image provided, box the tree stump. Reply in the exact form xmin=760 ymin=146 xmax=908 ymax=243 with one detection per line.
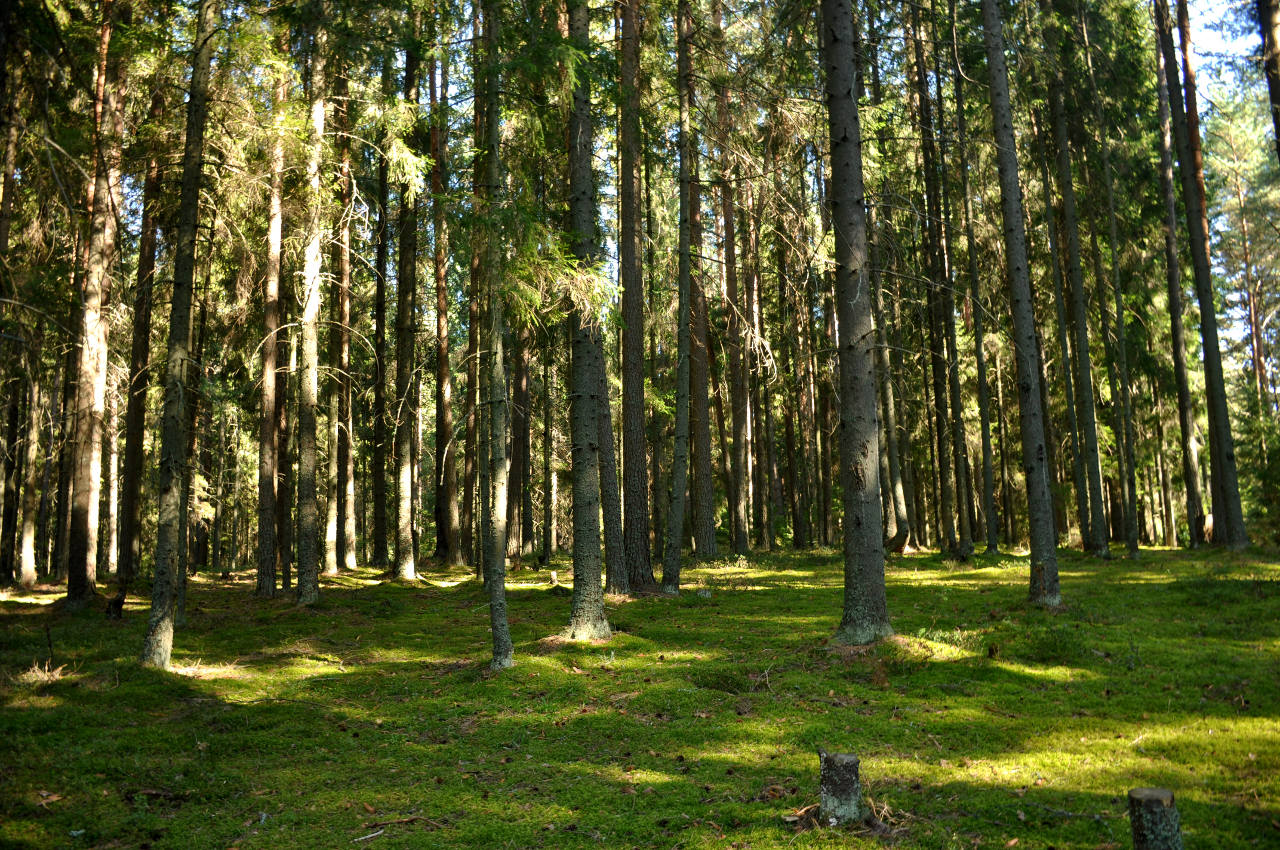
xmin=1129 ymin=788 xmax=1183 ymax=850
xmin=818 ymin=751 xmax=867 ymax=826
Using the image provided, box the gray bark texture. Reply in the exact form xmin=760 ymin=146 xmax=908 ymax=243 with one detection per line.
xmin=981 ymin=0 xmax=1062 ymax=606
xmin=821 ymin=0 xmax=892 ymax=646
xmin=1128 ymin=788 xmax=1184 ymax=850
xmin=140 ymin=0 xmax=217 ymax=668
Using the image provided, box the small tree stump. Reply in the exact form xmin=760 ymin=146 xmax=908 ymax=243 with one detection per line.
xmin=818 ymin=751 xmax=867 ymax=826
xmin=1129 ymin=788 xmax=1183 ymax=850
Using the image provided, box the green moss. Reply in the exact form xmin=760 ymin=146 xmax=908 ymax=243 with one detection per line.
xmin=1 ymin=546 xmax=1277 ymax=848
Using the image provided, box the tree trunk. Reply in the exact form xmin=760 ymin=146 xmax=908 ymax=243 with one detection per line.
xmin=1164 ymin=0 xmax=1248 ymax=547
xmin=982 ymin=0 xmax=1061 ymax=605
xmin=690 ymin=153 xmax=715 ymax=559
xmin=662 ymin=0 xmax=694 ymax=593
xmin=599 ymin=333 xmax=627 ymax=594
xmin=1039 ymin=0 xmax=1108 ymax=557
xmin=952 ymin=45 xmax=998 ymax=553
xmin=295 ymin=20 xmax=328 ymax=605
xmin=118 ymin=89 xmax=163 ymax=606
xmin=1153 ymin=32 xmax=1203 ymax=545
xmin=1079 ymin=10 xmax=1139 ymax=556
xmin=371 ymin=56 xmax=392 ymax=569
xmin=140 ymin=0 xmax=217 ymax=668
xmin=619 ymin=0 xmax=654 ymax=585
xmin=395 ymin=18 xmax=421 ymax=580
xmin=19 ymin=350 xmax=43 ymax=588
xmin=431 ymin=34 xmax=461 ymax=565
xmin=822 ymin=0 xmax=892 ymax=645
xmin=67 ymin=2 xmax=123 ymax=608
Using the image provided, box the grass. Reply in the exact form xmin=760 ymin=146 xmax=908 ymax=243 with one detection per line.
xmin=2 ymin=545 xmax=1278 ymax=849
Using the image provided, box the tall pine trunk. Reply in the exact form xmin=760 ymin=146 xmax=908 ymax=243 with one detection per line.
xmin=295 ymin=20 xmax=328 ymax=605
xmin=822 ymin=0 xmax=892 ymax=645
xmin=140 ymin=0 xmax=218 ymax=667
xmin=982 ymin=0 xmax=1061 ymax=605
xmin=395 ymin=18 xmax=421 ymax=580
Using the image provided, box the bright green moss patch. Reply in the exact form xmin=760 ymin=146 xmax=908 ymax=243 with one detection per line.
xmin=2 ymin=546 xmax=1278 ymax=848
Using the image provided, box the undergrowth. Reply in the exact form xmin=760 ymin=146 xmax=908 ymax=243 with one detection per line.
xmin=1 ymin=545 xmax=1277 ymax=848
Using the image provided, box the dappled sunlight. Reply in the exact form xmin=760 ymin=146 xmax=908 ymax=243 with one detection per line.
xmin=2 ymin=546 xmax=1277 ymax=847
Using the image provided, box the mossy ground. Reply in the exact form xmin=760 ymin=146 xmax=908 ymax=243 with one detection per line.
xmin=2 ymin=545 xmax=1277 ymax=849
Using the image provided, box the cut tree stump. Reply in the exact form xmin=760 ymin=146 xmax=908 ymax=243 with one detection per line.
xmin=1128 ymin=787 xmax=1183 ymax=850
xmin=818 ymin=750 xmax=867 ymax=826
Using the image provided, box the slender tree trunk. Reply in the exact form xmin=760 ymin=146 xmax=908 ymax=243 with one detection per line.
xmin=907 ymin=5 xmax=957 ymax=556
xmin=295 ymin=21 xmax=328 ymax=605
xmin=99 ymin=389 xmax=118 ymax=578
xmin=689 ymin=154 xmax=715 ymax=559
xmin=541 ymin=345 xmax=555 ymax=564
xmin=371 ymin=57 xmax=392 ymax=568
xmin=463 ymin=8 xmax=483 ymax=569
xmin=663 ymin=0 xmax=694 ymax=593
xmin=395 ymin=17 xmax=421 ymax=580
xmin=953 ymin=50 xmax=998 ymax=553
xmin=277 ymin=304 xmax=295 ymax=590
xmin=982 ymin=0 xmax=1061 ymax=604
xmin=1 ymin=381 xmax=22 ymax=584
xmin=1039 ymin=0 xmax=1108 ymax=557
xmin=255 ymin=53 xmax=285 ymax=596
xmin=619 ymin=0 xmax=654 ymax=585
xmin=1079 ymin=10 xmax=1139 ymax=556
xmin=326 ymin=69 xmax=353 ymax=575
xmin=67 ymin=2 xmax=123 ymax=608
xmin=431 ymin=35 xmax=461 ymax=565
xmin=598 ymin=334 xmax=626 ymax=594
xmin=1167 ymin=0 xmax=1248 ymax=547
xmin=822 ymin=0 xmax=892 ymax=645
xmin=19 ymin=352 xmax=43 ymax=588
xmin=118 ymin=89 xmax=163 ymax=606
xmin=140 ymin=0 xmax=217 ymax=667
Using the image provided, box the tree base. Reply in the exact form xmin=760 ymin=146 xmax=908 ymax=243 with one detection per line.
xmin=561 ymin=616 xmax=612 ymax=642
xmin=1128 ymin=787 xmax=1182 ymax=850
xmin=832 ymin=620 xmax=892 ymax=647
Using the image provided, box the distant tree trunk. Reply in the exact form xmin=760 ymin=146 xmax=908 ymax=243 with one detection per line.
xmin=1154 ymin=37 xmax=1202 ymax=545
xmin=326 ymin=69 xmax=353 ymax=576
xmin=99 ymin=390 xmax=118 ymax=578
xmin=599 ymin=335 xmax=627 ymax=594
xmin=1033 ymin=111 xmax=1088 ymax=547
xmin=295 ymin=21 xmax=328 ymax=605
xmin=822 ymin=0 xmax=892 ymax=645
xmin=371 ymin=57 xmax=392 ymax=569
xmin=506 ymin=331 xmax=528 ymax=557
xmin=431 ymin=35 xmax=461 ymax=566
xmin=1039 ymin=0 xmax=1108 ymax=557
xmin=662 ymin=0 xmax=694 ymax=593
xmin=1079 ymin=11 xmax=1139 ymax=556
xmin=690 ymin=155 xmax=715 ymax=559
xmin=1 ymin=381 xmax=22 ymax=583
xmin=995 ymin=348 xmax=1015 ymax=547
xmin=277 ymin=307 xmax=295 ymax=590
xmin=140 ymin=0 xmax=217 ymax=668
xmin=118 ymin=89 xmax=163 ymax=606
xmin=1260 ymin=0 xmax=1280 ymax=165
xmin=953 ymin=49 xmax=998 ymax=553
xmin=463 ymin=9 xmax=483 ymax=568
xmin=1164 ymin=0 xmax=1248 ymax=547
xmin=395 ymin=17 xmax=421 ymax=581
xmin=19 ymin=351 xmax=42 ymax=588
xmin=541 ymin=346 xmax=555 ymax=565
xmin=907 ymin=5 xmax=957 ymax=556
xmin=481 ymin=0 xmax=513 ymax=668
xmin=619 ymin=0 xmax=654 ymax=585
xmin=256 ymin=57 xmax=284 ymax=596
xmin=982 ymin=0 xmax=1061 ymax=605
xmin=67 ymin=2 xmax=123 ymax=609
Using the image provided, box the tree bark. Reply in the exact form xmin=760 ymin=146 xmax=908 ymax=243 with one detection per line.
xmin=67 ymin=1 xmax=123 ymax=608
xmin=431 ymin=32 xmax=461 ymax=565
xmin=295 ymin=20 xmax=328 ymax=605
xmin=1167 ymin=0 xmax=1248 ymax=547
xmin=395 ymin=16 xmax=421 ymax=580
xmin=19 ymin=350 xmax=42 ymax=588
xmin=662 ymin=0 xmax=694 ymax=593
xmin=1152 ymin=42 xmax=1202 ymax=547
xmin=982 ymin=0 xmax=1062 ymax=605
xmin=1039 ymin=0 xmax=1108 ymax=557
xmin=140 ymin=0 xmax=217 ymax=667
xmin=619 ymin=0 xmax=654 ymax=585
xmin=822 ymin=0 xmax=892 ymax=645
xmin=371 ymin=56 xmax=392 ymax=568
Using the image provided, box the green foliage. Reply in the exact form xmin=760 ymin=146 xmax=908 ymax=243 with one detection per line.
xmin=3 ymin=548 xmax=1278 ymax=848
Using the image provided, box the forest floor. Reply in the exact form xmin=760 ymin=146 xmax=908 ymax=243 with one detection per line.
xmin=1 ymin=545 xmax=1278 ymax=849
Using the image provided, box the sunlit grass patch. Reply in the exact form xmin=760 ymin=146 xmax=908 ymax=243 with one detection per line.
xmin=1 ymin=546 xmax=1278 ymax=848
